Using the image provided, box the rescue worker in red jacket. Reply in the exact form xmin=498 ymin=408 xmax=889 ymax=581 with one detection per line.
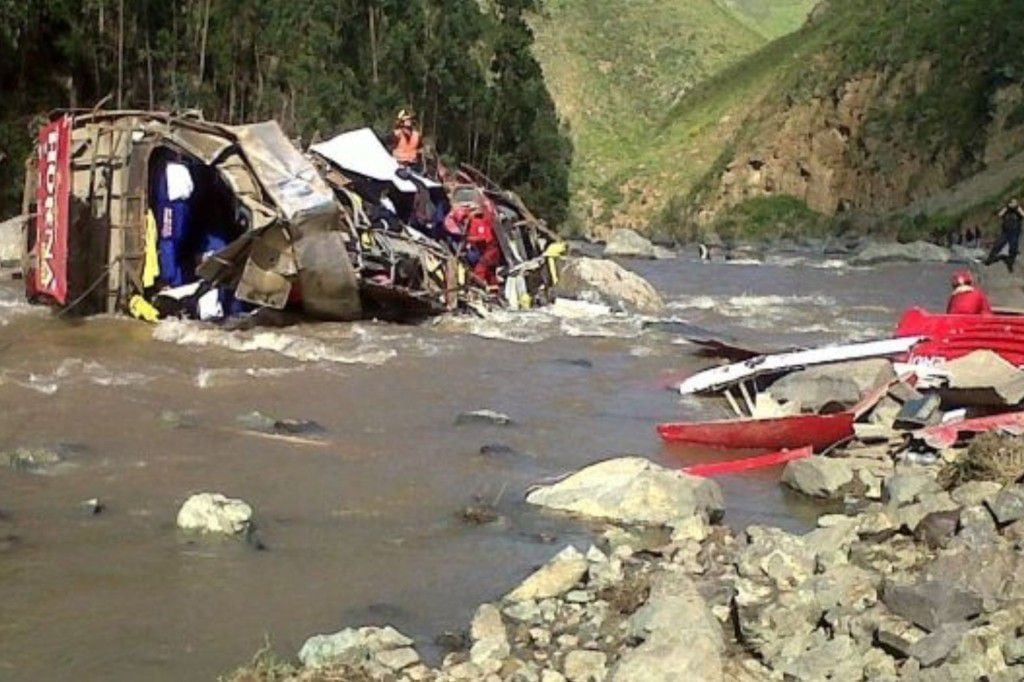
xmin=465 ymin=206 xmax=502 ymax=288
xmin=390 ymin=109 xmax=423 ymax=170
xmin=947 ymin=269 xmax=993 ymax=315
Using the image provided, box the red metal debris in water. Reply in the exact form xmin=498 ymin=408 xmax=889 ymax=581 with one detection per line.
xmin=683 ymin=446 xmax=813 ymax=477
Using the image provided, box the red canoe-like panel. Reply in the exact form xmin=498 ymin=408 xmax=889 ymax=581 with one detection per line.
xmin=683 ymin=446 xmax=814 ymax=477
xmin=916 ymin=410 xmax=1024 ymax=449
xmin=657 ymin=412 xmax=854 ymax=451
xmin=896 ymin=307 xmax=1024 ymax=365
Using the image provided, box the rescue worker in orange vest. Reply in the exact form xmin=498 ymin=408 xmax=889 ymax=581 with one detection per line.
xmin=390 ymin=109 xmax=423 ymax=170
xmin=947 ymin=269 xmax=993 ymax=315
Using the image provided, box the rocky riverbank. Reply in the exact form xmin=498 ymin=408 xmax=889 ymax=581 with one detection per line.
xmin=225 ymin=411 xmax=1024 ymax=682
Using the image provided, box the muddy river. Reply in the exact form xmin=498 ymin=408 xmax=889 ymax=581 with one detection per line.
xmin=0 ymin=253 xmax=951 ymax=681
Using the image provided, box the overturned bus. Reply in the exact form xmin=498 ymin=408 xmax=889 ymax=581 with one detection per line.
xmin=22 ymin=110 xmax=361 ymax=321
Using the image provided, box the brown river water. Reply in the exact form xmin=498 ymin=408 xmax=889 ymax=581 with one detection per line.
xmin=0 ymin=253 xmax=953 ymax=681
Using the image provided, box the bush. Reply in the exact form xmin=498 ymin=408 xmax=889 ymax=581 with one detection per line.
xmin=710 ymin=195 xmax=825 ymax=240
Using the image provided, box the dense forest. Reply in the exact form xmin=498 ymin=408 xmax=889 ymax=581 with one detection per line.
xmin=0 ymin=0 xmax=572 ymax=224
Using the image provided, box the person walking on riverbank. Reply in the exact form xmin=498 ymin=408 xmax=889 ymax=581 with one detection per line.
xmin=947 ymin=269 xmax=992 ymax=315
xmin=985 ymin=199 xmax=1024 ymax=271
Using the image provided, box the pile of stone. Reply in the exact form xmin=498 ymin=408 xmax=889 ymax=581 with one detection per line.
xmin=231 ymin=356 xmax=1024 ymax=682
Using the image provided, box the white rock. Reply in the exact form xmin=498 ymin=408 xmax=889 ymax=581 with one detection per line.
xmin=526 ymin=457 xmax=723 ymax=527
xmin=851 ymin=240 xmax=951 ymax=265
xmin=553 ymin=257 xmax=665 ymax=315
xmin=782 ymin=457 xmax=854 ymax=499
xmin=0 ymin=214 xmax=27 ymax=264
xmin=470 ymin=637 xmax=510 ymax=667
xmin=604 ymin=228 xmax=657 ymax=259
xmin=670 ymin=515 xmax=710 ymax=544
xmin=471 ymin=604 xmax=507 ymax=643
xmin=541 ymin=670 xmax=567 ymax=682
xmin=298 ymin=625 xmax=413 ymax=668
xmin=176 ymin=492 xmax=253 ymax=535
xmin=506 ymin=546 xmax=588 ymax=602
xmin=563 ymin=649 xmax=608 ymax=682
xmin=503 ymin=600 xmax=542 ymax=623
xmin=375 ymin=646 xmax=419 ymax=671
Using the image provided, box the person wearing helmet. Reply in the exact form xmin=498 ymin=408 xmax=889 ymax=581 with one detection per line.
xmin=464 ymin=201 xmax=502 ymax=288
xmin=984 ymin=198 xmax=1024 ymax=271
xmin=947 ymin=269 xmax=992 ymax=315
xmin=390 ymin=109 xmax=423 ymax=170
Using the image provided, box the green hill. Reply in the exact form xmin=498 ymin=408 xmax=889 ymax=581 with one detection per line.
xmin=713 ymin=0 xmax=821 ymax=40
xmin=531 ymin=0 xmax=815 ymax=236
xmin=538 ymin=0 xmax=1024 ymax=243
xmin=659 ymin=0 xmax=1024 ymax=242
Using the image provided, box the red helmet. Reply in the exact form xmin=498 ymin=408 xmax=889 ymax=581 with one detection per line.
xmin=951 ymin=269 xmax=974 ymax=288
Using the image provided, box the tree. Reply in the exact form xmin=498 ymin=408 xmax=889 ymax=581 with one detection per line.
xmin=0 ymin=0 xmax=572 ymax=227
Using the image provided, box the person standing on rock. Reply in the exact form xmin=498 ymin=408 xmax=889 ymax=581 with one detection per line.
xmin=947 ymin=269 xmax=992 ymax=315
xmin=984 ymin=199 xmax=1024 ymax=271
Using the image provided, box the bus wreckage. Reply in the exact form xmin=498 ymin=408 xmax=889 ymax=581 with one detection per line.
xmin=17 ymin=110 xmax=564 ymax=325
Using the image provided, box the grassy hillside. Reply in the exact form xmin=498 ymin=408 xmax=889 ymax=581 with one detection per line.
xmin=537 ymin=0 xmax=1024 ymax=243
xmin=647 ymin=0 xmax=1024 ymax=242
xmin=679 ymin=0 xmax=1024 ymax=241
xmin=531 ymin=0 xmax=815 ymax=236
xmin=714 ymin=0 xmax=819 ymax=40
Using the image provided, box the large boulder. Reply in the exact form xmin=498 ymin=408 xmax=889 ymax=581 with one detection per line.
xmin=604 ymin=228 xmax=658 ymax=259
xmin=850 ymin=240 xmax=951 ymax=265
xmin=881 ymin=579 xmax=983 ymax=632
xmin=611 ymin=570 xmax=724 ymax=681
xmin=176 ymin=492 xmax=253 ymax=535
xmin=782 ymin=457 xmax=855 ymax=499
xmin=768 ymin=359 xmax=896 ymax=411
xmin=525 ymin=457 xmax=724 ymax=527
xmin=554 ymin=257 xmax=665 ymax=315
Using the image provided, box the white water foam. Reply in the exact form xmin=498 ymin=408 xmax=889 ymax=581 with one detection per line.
xmin=2 ymin=358 xmax=153 ymax=394
xmin=440 ymin=300 xmax=645 ymax=344
xmin=154 ymin=319 xmax=398 ymax=366
xmin=669 ymin=293 xmax=836 ymax=315
xmin=195 ymin=365 xmax=309 ymax=389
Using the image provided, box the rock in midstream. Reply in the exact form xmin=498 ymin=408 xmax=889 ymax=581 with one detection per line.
xmin=553 ymin=256 xmax=665 ymax=315
xmin=176 ymin=492 xmax=253 ymax=535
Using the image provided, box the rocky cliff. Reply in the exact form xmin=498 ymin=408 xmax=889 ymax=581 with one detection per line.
xmin=674 ymin=0 xmax=1024 ymax=240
